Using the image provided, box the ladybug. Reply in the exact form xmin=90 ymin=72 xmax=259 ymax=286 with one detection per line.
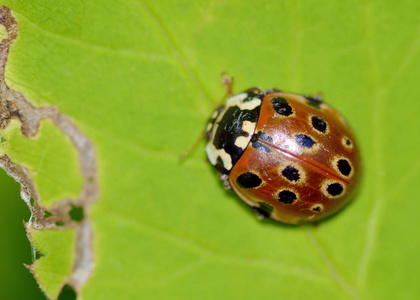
xmin=205 ymin=85 xmax=361 ymax=225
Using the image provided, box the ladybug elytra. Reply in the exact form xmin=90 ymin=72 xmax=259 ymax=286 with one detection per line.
xmin=206 ymin=86 xmax=361 ymax=225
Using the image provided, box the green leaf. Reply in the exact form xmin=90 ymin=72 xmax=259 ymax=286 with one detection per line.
xmin=27 ymin=227 xmax=76 ymax=300
xmin=1 ymin=0 xmax=419 ymax=299
xmin=0 ymin=119 xmax=83 ymax=206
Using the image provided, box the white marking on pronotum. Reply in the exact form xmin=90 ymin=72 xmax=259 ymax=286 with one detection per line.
xmin=225 ymin=93 xmax=247 ymax=107
xmin=234 ymin=136 xmax=249 ymax=149
xmin=234 ymin=120 xmax=256 ymax=149
xmin=206 ymin=93 xmax=261 ymax=171
xmin=226 ymin=93 xmax=261 ymax=111
xmin=205 ymin=143 xmax=233 ymax=171
xmin=205 ymin=122 xmax=213 ymax=133
xmin=241 ymin=120 xmax=255 ymax=135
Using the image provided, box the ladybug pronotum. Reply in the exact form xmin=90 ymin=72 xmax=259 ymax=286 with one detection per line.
xmin=205 ymin=87 xmax=361 ymax=224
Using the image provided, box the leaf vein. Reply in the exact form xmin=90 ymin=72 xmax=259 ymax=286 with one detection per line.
xmin=103 ymin=209 xmax=325 ymax=281
xmin=305 ymin=228 xmax=361 ymax=300
xmin=142 ymin=0 xmax=214 ymax=109
xmin=356 ymin=1 xmax=384 ymax=288
xmin=11 ymin=10 xmax=173 ymax=62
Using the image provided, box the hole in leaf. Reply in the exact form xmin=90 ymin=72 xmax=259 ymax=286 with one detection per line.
xmin=43 ymin=210 xmax=52 ymax=218
xmin=68 ymin=205 xmax=84 ymax=222
xmin=30 ymin=197 xmax=35 ymax=206
xmin=57 ymin=284 xmax=77 ymax=300
xmin=34 ymin=249 xmax=44 ymax=260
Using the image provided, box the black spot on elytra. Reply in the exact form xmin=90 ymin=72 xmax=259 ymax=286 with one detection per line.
xmin=252 ymin=142 xmax=270 ymax=152
xmin=337 ymin=159 xmax=352 ymax=176
xmin=312 ymin=205 xmax=323 ymax=212
xmin=345 ymin=138 xmax=352 ymax=146
xmin=311 ymin=116 xmax=327 ymax=133
xmin=237 ymin=172 xmax=262 ymax=188
xmin=256 ymin=131 xmax=273 ymax=142
xmin=277 ymin=190 xmax=297 ymax=204
xmin=296 ymin=134 xmax=316 ymax=148
xmin=327 ymin=183 xmax=344 ymax=196
xmin=281 ymin=166 xmax=300 ymax=182
xmin=252 ymin=202 xmax=274 ymax=218
xmin=272 ymin=97 xmax=293 ymax=116
xmin=305 ymin=96 xmax=322 ymax=109
xmin=251 ymin=131 xmax=273 ymax=153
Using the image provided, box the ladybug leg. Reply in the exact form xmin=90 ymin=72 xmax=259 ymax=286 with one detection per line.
xmin=304 ymin=91 xmax=323 ymax=103
xmin=219 ymin=173 xmax=232 ymax=190
xmin=265 ymin=88 xmax=282 ymax=94
xmin=180 ymin=74 xmax=233 ymax=161
xmin=302 ymin=94 xmax=323 ymax=109
xmin=308 ymin=92 xmax=323 ymax=102
xmin=179 ymin=131 xmax=205 ymax=160
xmin=251 ymin=206 xmax=270 ymax=220
xmin=221 ymin=72 xmax=234 ymax=97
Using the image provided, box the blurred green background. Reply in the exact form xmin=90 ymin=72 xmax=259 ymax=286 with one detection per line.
xmin=0 ymin=170 xmax=44 ymax=299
